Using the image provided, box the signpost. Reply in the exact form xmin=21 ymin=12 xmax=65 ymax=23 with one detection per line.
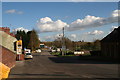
xmin=16 ymin=40 xmax=22 ymax=54
xmin=16 ymin=40 xmax=23 ymax=61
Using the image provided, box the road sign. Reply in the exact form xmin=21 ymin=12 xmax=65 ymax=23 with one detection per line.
xmin=16 ymin=40 xmax=22 ymax=54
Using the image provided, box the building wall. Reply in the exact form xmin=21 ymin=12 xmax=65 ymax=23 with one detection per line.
xmin=0 ymin=27 xmax=17 ymax=79
xmin=101 ymin=42 xmax=119 ymax=59
xmin=0 ymin=45 xmax=16 ymax=68
xmin=0 ymin=31 xmax=17 ymax=53
xmin=0 ymin=28 xmax=17 ymax=68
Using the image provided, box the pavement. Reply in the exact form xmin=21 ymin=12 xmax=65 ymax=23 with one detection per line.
xmin=7 ymin=51 xmax=119 ymax=79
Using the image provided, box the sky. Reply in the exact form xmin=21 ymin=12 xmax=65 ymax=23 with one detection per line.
xmin=1 ymin=0 xmax=120 ymax=2
xmin=0 ymin=2 xmax=2 ymax=27
xmin=2 ymin=2 xmax=119 ymax=42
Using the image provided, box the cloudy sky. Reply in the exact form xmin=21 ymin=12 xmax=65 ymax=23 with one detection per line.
xmin=2 ymin=2 xmax=119 ymax=42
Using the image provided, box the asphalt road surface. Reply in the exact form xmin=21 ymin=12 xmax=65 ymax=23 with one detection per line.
xmin=7 ymin=51 xmax=119 ymax=79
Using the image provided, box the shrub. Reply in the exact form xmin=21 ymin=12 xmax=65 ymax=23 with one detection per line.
xmin=90 ymin=51 xmax=101 ymax=56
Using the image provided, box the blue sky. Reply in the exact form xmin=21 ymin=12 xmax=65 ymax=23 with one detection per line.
xmin=2 ymin=2 xmax=119 ymax=42
xmin=2 ymin=0 xmax=120 ymax=2
xmin=0 ymin=2 xmax=2 ymax=26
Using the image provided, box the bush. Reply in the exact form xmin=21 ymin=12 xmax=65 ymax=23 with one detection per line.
xmin=51 ymin=52 xmax=61 ymax=56
xmin=66 ymin=51 xmax=74 ymax=55
xmin=90 ymin=51 xmax=101 ymax=56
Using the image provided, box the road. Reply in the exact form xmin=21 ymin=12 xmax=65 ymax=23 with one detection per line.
xmin=7 ymin=51 xmax=119 ymax=79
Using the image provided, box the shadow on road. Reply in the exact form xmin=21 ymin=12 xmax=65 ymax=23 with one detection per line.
xmin=6 ymin=78 xmax=118 ymax=80
xmin=8 ymin=73 xmax=70 ymax=77
xmin=48 ymin=56 xmax=118 ymax=64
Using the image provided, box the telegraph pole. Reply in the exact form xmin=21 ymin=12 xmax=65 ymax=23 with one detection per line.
xmin=62 ymin=27 xmax=66 ymax=56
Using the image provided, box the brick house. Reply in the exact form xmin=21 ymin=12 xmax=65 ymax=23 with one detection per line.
xmin=101 ymin=26 xmax=120 ymax=60
xmin=0 ymin=27 xmax=17 ymax=68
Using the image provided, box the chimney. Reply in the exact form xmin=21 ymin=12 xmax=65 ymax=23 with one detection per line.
xmin=0 ymin=27 xmax=10 ymax=34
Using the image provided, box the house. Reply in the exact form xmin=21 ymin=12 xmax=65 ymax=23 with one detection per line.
xmin=0 ymin=28 xmax=17 ymax=52
xmin=0 ymin=27 xmax=17 ymax=79
xmin=101 ymin=26 xmax=120 ymax=60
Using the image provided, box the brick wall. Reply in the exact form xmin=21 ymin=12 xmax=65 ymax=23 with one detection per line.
xmin=0 ymin=45 xmax=16 ymax=68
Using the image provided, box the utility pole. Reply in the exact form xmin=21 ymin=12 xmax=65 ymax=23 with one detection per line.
xmin=62 ymin=27 xmax=66 ymax=56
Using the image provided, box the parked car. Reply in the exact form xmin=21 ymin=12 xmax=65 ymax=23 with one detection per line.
xmin=24 ymin=49 xmax=31 ymax=53
xmin=57 ymin=48 xmax=61 ymax=52
xmin=36 ymin=49 xmax=41 ymax=53
xmin=24 ymin=53 xmax=33 ymax=59
xmin=51 ymin=49 xmax=56 ymax=52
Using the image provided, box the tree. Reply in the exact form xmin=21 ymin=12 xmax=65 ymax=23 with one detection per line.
xmin=43 ymin=42 xmax=53 ymax=47
xmin=15 ymin=30 xmax=28 ymax=50
xmin=53 ymin=38 xmax=62 ymax=48
xmin=93 ymin=40 xmax=101 ymax=51
xmin=53 ymin=37 xmax=74 ymax=50
xmin=27 ymin=30 xmax=40 ymax=51
xmin=15 ymin=30 xmax=40 ymax=51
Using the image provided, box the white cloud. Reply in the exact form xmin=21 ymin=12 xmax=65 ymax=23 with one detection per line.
xmin=12 ymin=27 xmax=29 ymax=34
xmin=67 ymin=10 xmax=119 ymax=31
xmin=111 ymin=26 xmax=118 ymax=31
xmin=112 ymin=10 xmax=120 ymax=17
xmin=70 ymin=34 xmax=77 ymax=39
xmin=36 ymin=10 xmax=119 ymax=33
xmin=5 ymin=9 xmax=16 ymax=14
xmin=87 ymin=30 xmax=104 ymax=35
xmin=36 ymin=17 xmax=69 ymax=32
xmin=42 ymin=33 xmax=63 ymax=41
xmin=40 ymin=17 xmax=53 ymax=23
xmin=5 ymin=9 xmax=23 ymax=14
xmin=55 ymin=33 xmax=63 ymax=38
xmin=68 ymin=15 xmax=103 ymax=31
xmin=39 ymin=37 xmax=41 ymax=41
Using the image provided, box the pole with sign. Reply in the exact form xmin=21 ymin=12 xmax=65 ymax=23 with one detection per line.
xmin=16 ymin=40 xmax=22 ymax=54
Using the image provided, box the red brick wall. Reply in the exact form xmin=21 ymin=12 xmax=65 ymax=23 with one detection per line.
xmin=0 ymin=45 xmax=16 ymax=68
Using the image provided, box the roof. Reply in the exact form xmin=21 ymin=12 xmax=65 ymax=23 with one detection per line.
xmin=101 ymin=26 xmax=120 ymax=42
xmin=0 ymin=27 xmax=15 ymax=37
